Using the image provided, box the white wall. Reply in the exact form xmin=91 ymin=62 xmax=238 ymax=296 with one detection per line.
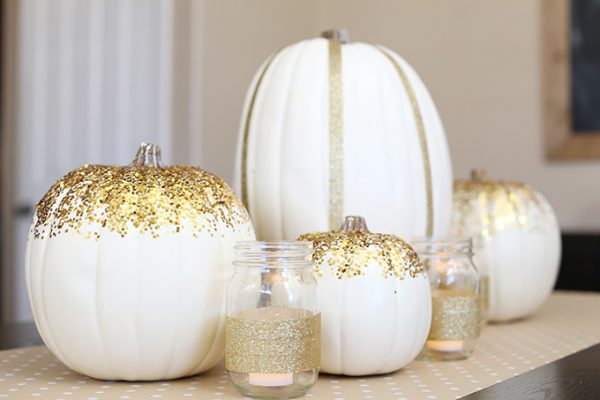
xmin=198 ymin=0 xmax=320 ymax=180
xmin=199 ymin=0 xmax=600 ymax=231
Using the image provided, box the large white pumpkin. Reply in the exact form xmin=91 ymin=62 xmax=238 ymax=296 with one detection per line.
xmin=234 ymin=29 xmax=452 ymax=240
xmin=452 ymin=171 xmax=561 ymax=322
xmin=25 ymin=143 xmax=255 ymax=381
xmin=299 ymin=216 xmax=431 ymax=375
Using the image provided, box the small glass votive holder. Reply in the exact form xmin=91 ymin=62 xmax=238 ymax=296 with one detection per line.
xmin=410 ymin=237 xmax=481 ymax=361
xmin=472 ymin=237 xmax=489 ymax=327
xmin=225 ymin=241 xmax=320 ymax=399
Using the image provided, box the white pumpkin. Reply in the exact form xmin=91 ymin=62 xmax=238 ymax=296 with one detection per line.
xmin=234 ymin=29 xmax=452 ymax=240
xmin=299 ymin=216 xmax=431 ymax=376
xmin=25 ymin=143 xmax=255 ymax=381
xmin=452 ymin=171 xmax=561 ymax=322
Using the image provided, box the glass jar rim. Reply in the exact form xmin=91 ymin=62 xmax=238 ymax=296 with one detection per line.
xmin=407 ymin=236 xmax=472 ymax=246
xmin=407 ymin=236 xmax=473 ymax=256
xmin=234 ymin=240 xmax=313 ymax=268
xmin=234 ymin=240 xmax=313 ymax=251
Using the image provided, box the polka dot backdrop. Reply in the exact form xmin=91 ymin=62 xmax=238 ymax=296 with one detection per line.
xmin=1 ymin=292 xmax=600 ymax=399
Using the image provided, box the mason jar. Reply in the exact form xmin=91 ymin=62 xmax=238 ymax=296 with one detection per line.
xmin=472 ymin=237 xmax=489 ymax=327
xmin=226 ymin=241 xmax=320 ymax=399
xmin=410 ymin=237 xmax=481 ymax=361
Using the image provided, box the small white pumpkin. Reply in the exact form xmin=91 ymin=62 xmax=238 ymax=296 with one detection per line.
xmin=299 ymin=216 xmax=431 ymax=376
xmin=25 ymin=143 xmax=255 ymax=381
xmin=235 ymin=29 xmax=452 ymax=240
xmin=452 ymin=171 xmax=561 ymax=322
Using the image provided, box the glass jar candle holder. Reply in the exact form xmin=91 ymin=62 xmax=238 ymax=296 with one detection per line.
xmin=472 ymin=237 xmax=489 ymax=327
xmin=411 ymin=237 xmax=480 ymax=361
xmin=226 ymin=241 xmax=320 ymax=399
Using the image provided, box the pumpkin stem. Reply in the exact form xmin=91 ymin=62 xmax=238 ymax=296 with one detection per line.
xmin=321 ymin=29 xmax=349 ymax=44
xmin=132 ymin=142 xmax=164 ymax=168
xmin=340 ymin=215 xmax=369 ymax=233
xmin=470 ymin=169 xmax=488 ymax=181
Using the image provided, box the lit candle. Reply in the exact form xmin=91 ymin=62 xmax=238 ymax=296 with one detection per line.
xmin=248 ymin=372 xmax=294 ymax=387
xmin=426 ymin=339 xmax=464 ymax=352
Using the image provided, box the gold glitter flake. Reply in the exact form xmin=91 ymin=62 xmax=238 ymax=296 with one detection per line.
xmin=33 ymin=164 xmax=251 ymax=239
xmin=225 ymin=307 xmax=320 ymax=374
xmin=298 ymin=230 xmax=425 ymax=280
xmin=428 ymin=290 xmax=480 ymax=341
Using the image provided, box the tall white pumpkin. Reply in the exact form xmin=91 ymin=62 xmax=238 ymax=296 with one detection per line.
xmin=25 ymin=143 xmax=255 ymax=381
xmin=299 ymin=216 xmax=431 ymax=376
xmin=452 ymin=171 xmax=561 ymax=322
xmin=234 ymin=30 xmax=452 ymax=240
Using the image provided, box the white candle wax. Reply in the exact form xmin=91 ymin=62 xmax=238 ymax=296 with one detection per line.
xmin=248 ymin=372 xmax=294 ymax=387
xmin=426 ymin=339 xmax=464 ymax=352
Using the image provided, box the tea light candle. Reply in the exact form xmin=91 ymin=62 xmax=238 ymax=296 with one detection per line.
xmin=248 ymin=372 xmax=294 ymax=387
xmin=426 ymin=339 xmax=464 ymax=352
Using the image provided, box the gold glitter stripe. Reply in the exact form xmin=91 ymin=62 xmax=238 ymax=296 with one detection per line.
xmin=328 ymin=39 xmax=344 ymax=230
xmin=240 ymin=53 xmax=279 ymax=209
xmin=225 ymin=310 xmax=320 ymax=374
xmin=378 ymin=47 xmax=434 ymax=237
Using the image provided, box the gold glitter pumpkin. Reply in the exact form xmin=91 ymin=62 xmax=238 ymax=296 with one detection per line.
xmin=25 ymin=143 xmax=255 ymax=381
xmin=298 ymin=216 xmax=431 ymax=376
xmin=452 ymin=170 xmax=560 ymax=322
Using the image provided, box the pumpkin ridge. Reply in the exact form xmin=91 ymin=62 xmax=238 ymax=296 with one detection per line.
xmin=377 ymin=46 xmax=434 ymax=237
xmin=241 ymin=51 xmax=280 ymax=210
xmin=94 ymin=234 xmax=118 ymax=379
xmin=35 ymin=227 xmax=74 ymax=369
xmin=278 ymin=42 xmax=308 ymax=239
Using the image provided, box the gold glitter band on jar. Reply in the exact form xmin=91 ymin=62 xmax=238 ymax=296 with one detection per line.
xmin=412 ymin=237 xmax=481 ymax=361
xmin=225 ymin=307 xmax=321 ymax=374
xmin=479 ymin=275 xmax=489 ymax=325
xmin=428 ymin=290 xmax=480 ymax=341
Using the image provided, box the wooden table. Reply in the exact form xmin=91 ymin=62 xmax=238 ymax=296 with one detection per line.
xmin=1 ymin=291 xmax=599 ymax=399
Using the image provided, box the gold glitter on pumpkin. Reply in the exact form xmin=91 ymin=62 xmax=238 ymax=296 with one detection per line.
xmin=298 ymin=217 xmax=424 ymax=280
xmin=33 ymin=162 xmax=252 ymax=240
xmin=453 ymin=171 xmax=553 ymax=241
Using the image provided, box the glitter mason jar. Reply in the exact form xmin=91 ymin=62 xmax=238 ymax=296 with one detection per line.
xmin=226 ymin=241 xmax=320 ymax=399
xmin=410 ymin=238 xmax=481 ymax=361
